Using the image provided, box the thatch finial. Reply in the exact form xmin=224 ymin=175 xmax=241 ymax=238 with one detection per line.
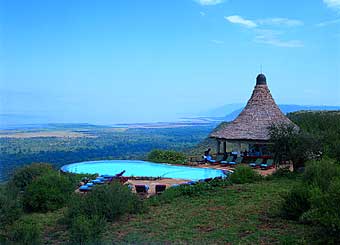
xmin=256 ymin=73 xmax=267 ymax=85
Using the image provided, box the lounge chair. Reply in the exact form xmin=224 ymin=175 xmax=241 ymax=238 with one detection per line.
xmin=249 ymin=158 xmax=263 ymax=168
xmin=229 ymin=157 xmax=243 ymax=165
xmin=135 ymin=184 xmax=149 ymax=194
xmin=86 ymin=182 xmax=94 ymax=187
xmin=155 ymin=184 xmax=167 ymax=194
xmin=91 ymin=179 xmax=104 ymax=184
xmin=79 ymin=185 xmax=91 ymax=192
xmin=220 ymin=156 xmax=234 ymax=165
xmin=261 ymin=159 xmax=274 ymax=170
xmin=115 ymin=170 xmax=126 ymax=177
xmin=206 ymin=155 xmax=217 ymax=164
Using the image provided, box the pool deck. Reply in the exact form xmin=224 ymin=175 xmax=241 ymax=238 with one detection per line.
xmin=182 ymin=162 xmax=280 ymax=176
xmin=126 ymin=178 xmax=190 ymax=196
xmin=125 ymin=163 xmax=282 ymax=196
xmin=75 ymin=162 xmax=291 ymax=196
xmin=194 ymin=163 xmax=279 ymax=176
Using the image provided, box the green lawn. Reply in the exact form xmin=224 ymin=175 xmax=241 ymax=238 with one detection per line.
xmin=37 ymin=178 xmax=312 ymax=244
xmin=104 ymin=178 xmax=311 ymax=244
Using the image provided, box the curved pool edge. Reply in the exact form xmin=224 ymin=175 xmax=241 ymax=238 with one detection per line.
xmin=60 ymin=160 xmax=226 ymax=181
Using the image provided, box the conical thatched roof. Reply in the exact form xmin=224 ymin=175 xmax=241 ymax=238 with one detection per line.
xmin=210 ymin=74 xmax=295 ymax=141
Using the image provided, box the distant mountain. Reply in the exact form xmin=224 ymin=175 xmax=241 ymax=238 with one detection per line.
xmin=278 ymin=105 xmax=340 ymax=114
xmin=221 ymin=104 xmax=340 ymax=122
xmin=197 ymin=103 xmax=244 ymax=117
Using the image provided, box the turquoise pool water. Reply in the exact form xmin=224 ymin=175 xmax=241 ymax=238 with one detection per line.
xmin=61 ymin=160 xmax=224 ymax=180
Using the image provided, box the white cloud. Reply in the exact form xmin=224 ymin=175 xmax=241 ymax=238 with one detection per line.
xmin=258 ymin=18 xmax=304 ymax=27
xmin=254 ymin=29 xmax=304 ymax=48
xmin=224 ymin=15 xmax=304 ymax=48
xmin=323 ymin=0 xmax=340 ymax=11
xmin=225 ymin=16 xmax=303 ymax=28
xmin=225 ymin=15 xmax=257 ymax=28
xmin=200 ymin=11 xmax=206 ymax=16
xmin=194 ymin=0 xmax=224 ymax=5
xmin=317 ymin=18 xmax=340 ymax=26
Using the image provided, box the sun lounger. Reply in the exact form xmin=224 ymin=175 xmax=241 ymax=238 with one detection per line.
xmin=100 ymin=174 xmax=115 ymax=178
xmin=91 ymin=179 xmax=104 ymax=184
xmin=155 ymin=184 xmax=167 ymax=194
xmin=86 ymin=182 xmax=94 ymax=187
xmin=229 ymin=157 xmax=243 ymax=165
xmin=220 ymin=156 xmax=234 ymax=165
xmin=135 ymin=184 xmax=149 ymax=194
xmin=206 ymin=155 xmax=217 ymax=164
xmin=260 ymin=159 xmax=274 ymax=170
xmin=119 ymin=176 xmax=129 ymax=184
xmin=249 ymin=158 xmax=263 ymax=168
xmin=79 ymin=185 xmax=91 ymax=192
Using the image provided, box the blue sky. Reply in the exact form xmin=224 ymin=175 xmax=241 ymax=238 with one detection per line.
xmin=0 ymin=0 xmax=339 ymax=124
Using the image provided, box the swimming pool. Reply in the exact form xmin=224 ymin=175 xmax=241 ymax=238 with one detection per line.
xmin=61 ymin=160 xmax=224 ymax=180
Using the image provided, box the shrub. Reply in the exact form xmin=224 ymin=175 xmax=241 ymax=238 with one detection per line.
xmin=280 ymin=158 xmax=340 ymax=243
xmin=302 ymin=158 xmax=340 ymax=192
xmin=148 ymin=179 xmax=231 ymax=206
xmin=302 ymin=178 xmax=340 ymax=242
xmin=268 ymin=123 xmax=321 ymax=171
xmin=280 ymin=184 xmax=311 ymax=220
xmin=69 ymin=215 xmax=106 ymax=244
xmin=147 ymin=149 xmax=187 ymax=164
xmin=7 ymin=216 xmax=42 ymax=244
xmin=229 ymin=166 xmax=262 ymax=184
xmin=23 ymin=172 xmax=74 ymax=212
xmin=9 ymin=163 xmax=54 ymax=191
xmin=267 ymin=167 xmax=299 ymax=180
xmin=0 ymin=186 xmax=23 ymax=228
xmin=64 ymin=172 xmax=98 ymax=187
xmin=66 ymin=183 xmax=143 ymax=223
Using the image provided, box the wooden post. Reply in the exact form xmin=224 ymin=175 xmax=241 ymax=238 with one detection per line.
xmin=217 ymin=140 xmax=221 ymax=154
xmin=223 ymin=141 xmax=227 ymax=154
xmin=237 ymin=142 xmax=241 ymax=157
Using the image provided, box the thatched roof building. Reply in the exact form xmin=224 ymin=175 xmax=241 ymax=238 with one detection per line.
xmin=210 ymin=74 xmax=295 ymax=155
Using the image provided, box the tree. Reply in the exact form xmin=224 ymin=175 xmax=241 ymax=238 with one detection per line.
xmin=268 ymin=123 xmax=321 ymax=171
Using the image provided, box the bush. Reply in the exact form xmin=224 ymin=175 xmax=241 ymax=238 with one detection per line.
xmin=66 ymin=183 xmax=143 ymax=223
xmin=302 ymin=178 xmax=340 ymax=242
xmin=9 ymin=163 xmax=54 ymax=191
xmin=267 ymin=167 xmax=300 ymax=180
xmin=148 ymin=179 xmax=231 ymax=206
xmin=280 ymin=184 xmax=311 ymax=220
xmin=64 ymin=172 xmax=98 ymax=187
xmin=0 ymin=186 xmax=23 ymax=228
xmin=23 ymin=172 xmax=74 ymax=212
xmin=147 ymin=149 xmax=187 ymax=164
xmin=229 ymin=166 xmax=262 ymax=184
xmin=69 ymin=215 xmax=106 ymax=244
xmin=269 ymin=123 xmax=321 ymax=171
xmin=7 ymin=216 xmax=42 ymax=244
xmin=280 ymin=158 xmax=340 ymax=242
xmin=302 ymin=158 xmax=340 ymax=192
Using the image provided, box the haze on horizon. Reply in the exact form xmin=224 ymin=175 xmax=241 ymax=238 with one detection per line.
xmin=0 ymin=0 xmax=339 ymax=125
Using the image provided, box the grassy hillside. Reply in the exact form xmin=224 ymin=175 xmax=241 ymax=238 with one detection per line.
xmin=24 ymin=177 xmax=312 ymax=244
xmin=288 ymin=110 xmax=340 ymax=161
